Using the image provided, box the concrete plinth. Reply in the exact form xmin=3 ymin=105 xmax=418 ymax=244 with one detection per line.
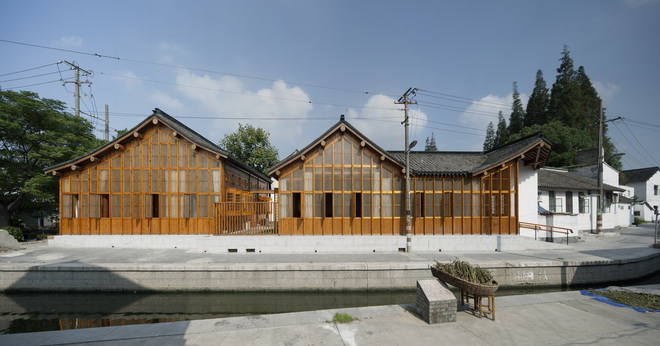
xmin=416 ymin=279 xmax=456 ymax=324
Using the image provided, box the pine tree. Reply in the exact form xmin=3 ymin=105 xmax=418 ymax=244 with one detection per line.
xmin=549 ymin=45 xmax=580 ymax=126
xmin=525 ymin=70 xmax=550 ymax=126
xmin=425 ymin=132 xmax=438 ymax=151
xmin=575 ymin=66 xmax=601 ymax=139
xmin=483 ymin=122 xmax=495 ymax=151
xmin=508 ymin=81 xmax=525 ymax=134
xmin=494 ymin=111 xmax=508 ymax=148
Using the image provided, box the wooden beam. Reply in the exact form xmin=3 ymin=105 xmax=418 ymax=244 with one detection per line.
xmin=275 ymin=170 xmax=281 ymax=176
xmin=71 ymin=164 xmax=79 ymax=171
xmin=152 ymin=118 xmax=159 ymax=125
xmin=216 ymin=154 xmax=221 ymax=160
xmin=380 ymin=155 xmax=385 ymax=161
xmin=340 ymin=124 xmax=346 ymax=132
xmin=534 ymin=146 xmax=542 ymax=165
xmin=321 ymin=140 xmax=326 ymax=147
xmin=90 ymin=156 xmax=99 ymax=162
xmin=51 ymin=171 xmax=60 ymax=176
xmin=191 ymin=144 xmax=197 ymax=151
xmin=301 ymin=154 xmax=306 ymax=161
xmin=360 ymin=140 xmax=366 ymax=147
xmin=133 ymin=132 xmax=143 ymax=139
xmin=114 ymin=144 xmax=125 ymax=151
xmin=172 ymin=131 xmax=178 ymax=137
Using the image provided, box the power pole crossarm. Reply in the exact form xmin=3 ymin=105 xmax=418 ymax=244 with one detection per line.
xmin=62 ymin=61 xmax=92 ymax=117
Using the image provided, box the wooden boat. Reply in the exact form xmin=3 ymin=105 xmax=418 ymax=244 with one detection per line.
xmin=431 ymin=266 xmax=499 ymax=296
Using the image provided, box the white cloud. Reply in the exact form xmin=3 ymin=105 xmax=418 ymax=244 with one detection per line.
xmin=346 ymin=94 xmax=427 ymax=150
xmin=149 ymin=90 xmax=183 ymax=110
xmin=175 ymin=70 xmax=313 ymax=148
xmin=55 ymin=35 xmax=83 ymax=48
xmin=457 ymin=93 xmax=527 ymax=133
xmin=593 ymin=81 xmax=621 ymax=101
xmin=112 ymin=70 xmax=142 ymax=91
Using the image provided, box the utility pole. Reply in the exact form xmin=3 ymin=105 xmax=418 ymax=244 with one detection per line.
xmin=595 ymin=99 xmax=622 ymax=234
xmin=396 ymin=88 xmax=417 ymax=252
xmin=104 ymin=104 xmax=109 ymax=141
xmin=62 ymin=61 xmax=92 ymax=117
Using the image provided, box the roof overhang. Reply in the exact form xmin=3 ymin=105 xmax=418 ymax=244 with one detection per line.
xmin=472 ymin=138 xmax=551 ymax=177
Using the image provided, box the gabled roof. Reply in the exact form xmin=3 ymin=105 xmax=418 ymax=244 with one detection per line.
xmin=621 ymin=167 xmax=660 ymax=184
xmin=389 ymin=133 xmax=551 ymax=176
xmin=44 ymin=108 xmax=270 ymax=182
xmin=267 ymin=117 xmax=405 ymax=176
xmin=539 ymin=168 xmax=624 ymax=192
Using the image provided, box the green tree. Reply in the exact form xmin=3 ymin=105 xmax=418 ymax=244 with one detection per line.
xmin=525 ymin=70 xmax=550 ymax=126
xmin=483 ymin=122 xmax=495 ymax=151
xmin=509 ymin=81 xmax=525 ymax=134
xmin=0 ymin=90 xmax=105 ymax=227
xmin=220 ymin=123 xmax=279 ymax=174
xmin=493 ymin=111 xmax=508 ymax=148
xmin=424 ymin=132 xmax=438 ymax=151
xmin=549 ymin=45 xmax=581 ymax=126
xmin=508 ymin=121 xmax=592 ymax=167
xmin=112 ymin=128 xmax=130 ymax=140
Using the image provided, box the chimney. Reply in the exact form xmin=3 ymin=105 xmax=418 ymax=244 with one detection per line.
xmin=340 ymin=114 xmax=345 ymax=121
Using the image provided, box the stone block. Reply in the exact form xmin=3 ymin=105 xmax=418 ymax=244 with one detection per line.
xmin=416 ymin=279 xmax=456 ymax=324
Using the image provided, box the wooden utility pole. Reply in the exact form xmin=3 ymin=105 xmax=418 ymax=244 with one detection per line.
xmin=396 ymin=88 xmax=417 ymax=251
xmin=104 ymin=104 xmax=109 ymax=141
xmin=62 ymin=61 xmax=92 ymax=117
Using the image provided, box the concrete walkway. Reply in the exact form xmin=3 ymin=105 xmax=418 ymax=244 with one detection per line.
xmin=1 ymin=225 xmax=659 ymax=291
xmin=1 ymin=286 xmax=659 ymax=345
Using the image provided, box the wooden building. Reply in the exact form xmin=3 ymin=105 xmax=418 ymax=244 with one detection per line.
xmin=268 ymin=116 xmax=551 ymax=235
xmin=45 ymin=108 xmax=271 ymax=235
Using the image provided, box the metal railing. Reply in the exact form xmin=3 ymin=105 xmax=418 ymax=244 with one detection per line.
xmin=519 ymin=221 xmax=573 ymax=244
xmin=215 ymin=201 xmax=278 ymax=235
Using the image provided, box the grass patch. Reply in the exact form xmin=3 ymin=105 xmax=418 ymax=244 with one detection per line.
xmin=332 ymin=312 xmax=358 ymax=324
xmin=588 ymin=289 xmax=660 ymax=310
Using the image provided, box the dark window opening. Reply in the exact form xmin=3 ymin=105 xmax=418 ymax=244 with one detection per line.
xmin=101 ymin=194 xmax=110 ymax=218
xmin=292 ymin=192 xmax=301 ymax=218
xmin=152 ymin=194 xmax=160 ymax=218
xmin=355 ymin=193 xmax=362 ymax=218
xmin=325 ymin=193 xmax=333 ymax=217
xmin=565 ymin=191 xmax=573 ymax=214
xmin=413 ymin=192 xmax=424 ymax=217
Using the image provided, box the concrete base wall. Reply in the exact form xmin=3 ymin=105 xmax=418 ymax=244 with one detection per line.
xmin=2 ymin=252 xmax=658 ymax=292
xmin=48 ymin=234 xmax=571 ymax=253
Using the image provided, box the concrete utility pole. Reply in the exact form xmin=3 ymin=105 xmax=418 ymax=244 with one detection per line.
xmin=596 ymin=101 xmax=604 ymax=234
xmin=62 ymin=61 xmax=92 ymax=117
xmin=396 ymin=88 xmax=417 ymax=252
xmin=104 ymin=104 xmax=109 ymax=141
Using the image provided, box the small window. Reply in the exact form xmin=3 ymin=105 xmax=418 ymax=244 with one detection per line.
xmin=325 ymin=193 xmax=333 ymax=217
xmin=655 ymin=185 xmax=658 ymax=196
xmin=152 ymin=194 xmax=160 ymax=218
xmin=354 ymin=193 xmax=362 ymax=217
xmin=292 ymin=192 xmax=301 ymax=218
xmin=101 ymin=194 xmax=110 ymax=218
xmin=565 ymin=191 xmax=573 ymax=214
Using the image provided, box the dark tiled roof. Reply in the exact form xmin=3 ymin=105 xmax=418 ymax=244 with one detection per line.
xmin=539 ymin=169 xmax=624 ymax=192
xmin=621 ymin=167 xmax=660 ymax=184
xmin=390 ymin=133 xmax=549 ymax=176
xmin=45 ymin=108 xmax=270 ymax=182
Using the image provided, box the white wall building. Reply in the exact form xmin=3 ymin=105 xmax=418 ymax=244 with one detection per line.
xmin=622 ymin=167 xmax=660 ymax=222
xmin=536 ymin=166 xmax=633 ymax=235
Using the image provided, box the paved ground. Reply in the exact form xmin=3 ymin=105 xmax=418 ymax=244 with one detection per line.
xmin=1 ymin=286 xmax=658 ymax=345
xmin=1 ymin=224 xmax=658 ymax=268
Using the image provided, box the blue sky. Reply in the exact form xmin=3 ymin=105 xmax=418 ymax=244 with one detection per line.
xmin=1 ymin=0 xmax=659 ymax=170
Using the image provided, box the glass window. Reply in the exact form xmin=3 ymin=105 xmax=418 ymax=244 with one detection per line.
xmin=353 ymin=167 xmax=361 ymax=191
xmin=435 ymin=178 xmax=443 ymax=191
xmin=472 ymin=194 xmax=481 ymax=216
xmin=293 ymin=168 xmax=303 ymax=191
xmin=314 ymin=193 xmax=323 ymax=217
xmin=425 ymin=193 xmax=434 ymax=217
xmin=280 ymin=193 xmax=290 ymax=218
xmin=394 ymin=193 xmax=403 ymax=217
xmin=344 ymin=139 xmax=352 ymax=165
xmin=415 ymin=179 xmax=424 ymax=191
xmin=353 ymin=146 xmax=361 ymax=165
xmin=304 ymin=168 xmax=313 ymax=191
xmin=435 ymin=193 xmax=443 ymax=217
xmin=305 ymin=193 xmax=313 ymax=218
xmin=280 ymin=175 xmax=289 ymax=192
xmin=426 ymin=179 xmax=433 ymax=191
xmin=100 ymin=170 xmax=108 ymax=192
xmin=324 ymin=145 xmax=333 ymax=165
xmin=383 ymin=169 xmax=392 ymax=191
xmin=314 ymin=167 xmax=322 ymax=191
xmin=344 ymin=193 xmax=351 ymax=218
xmin=395 ymin=175 xmax=403 ymax=191
xmin=453 ymin=193 xmax=462 ymax=216
xmin=363 ymin=167 xmax=371 ymax=192
xmin=333 ymin=193 xmax=342 ymax=217
xmin=463 ymin=194 xmax=471 ymax=217
xmin=344 ymin=167 xmax=352 ymax=191
xmin=334 ymin=167 xmax=342 ymax=191
xmin=333 ymin=139 xmax=342 ymax=165
xmin=315 ymin=153 xmax=322 ymax=166
xmin=383 ymin=194 xmax=393 ymax=217
xmin=324 ymin=167 xmax=332 ymax=191
xmin=453 ymin=178 xmax=461 ymax=191
xmin=363 ymin=193 xmax=372 ymax=217
xmin=199 ymin=195 xmax=208 ymax=217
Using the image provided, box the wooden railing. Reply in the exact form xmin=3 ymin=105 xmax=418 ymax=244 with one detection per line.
xmin=215 ymin=201 xmax=278 ymax=235
xmin=518 ymin=222 xmax=573 ymax=244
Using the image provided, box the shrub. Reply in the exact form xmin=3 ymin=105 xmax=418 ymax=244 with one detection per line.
xmin=634 ymin=217 xmax=646 ymax=225
xmin=36 ymin=233 xmax=48 ymax=240
xmin=433 ymin=259 xmax=494 ymax=285
xmin=332 ymin=313 xmax=357 ymax=324
xmin=4 ymin=226 xmax=24 ymax=242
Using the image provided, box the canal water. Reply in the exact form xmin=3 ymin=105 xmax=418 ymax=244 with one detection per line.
xmin=2 ymin=273 xmax=658 ymax=335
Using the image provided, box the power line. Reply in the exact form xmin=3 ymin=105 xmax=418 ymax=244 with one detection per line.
xmin=624 ymin=118 xmax=660 ymax=129
xmin=416 ymin=91 xmax=512 ymax=111
xmin=611 ymin=123 xmax=654 ymax=166
xmin=0 ymin=71 xmax=62 ymax=83
xmin=621 ymin=119 xmax=659 ymax=165
xmin=610 ymin=138 xmax=645 ymax=167
xmin=417 ymin=100 xmax=501 ymax=118
xmin=0 ymin=38 xmax=397 ymax=97
xmin=0 ymin=62 xmax=60 ymax=77
xmin=99 ymin=71 xmax=403 ymax=111
xmin=417 ymin=88 xmax=513 ymax=108
xmin=2 ymin=78 xmax=71 ymax=90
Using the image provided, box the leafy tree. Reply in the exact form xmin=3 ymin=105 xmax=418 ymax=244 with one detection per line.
xmin=509 ymin=81 xmax=525 ymax=134
xmin=525 ymin=70 xmax=549 ymax=126
xmin=548 ymin=45 xmax=581 ymax=126
xmin=220 ymin=123 xmax=279 ymax=174
xmin=0 ymin=90 xmax=105 ymax=227
xmin=493 ymin=111 xmax=508 ymax=148
xmin=483 ymin=122 xmax=495 ymax=151
xmin=508 ymin=121 xmax=592 ymax=167
xmin=424 ymin=132 xmax=438 ymax=151
xmin=112 ymin=128 xmax=129 ymax=140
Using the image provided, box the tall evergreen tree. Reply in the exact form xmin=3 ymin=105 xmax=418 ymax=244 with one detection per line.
xmin=549 ymin=45 xmax=580 ymax=126
xmin=493 ymin=111 xmax=508 ymax=148
xmin=424 ymin=132 xmax=438 ymax=151
xmin=575 ymin=66 xmax=601 ymax=139
xmin=508 ymin=81 xmax=525 ymax=134
xmin=483 ymin=122 xmax=495 ymax=151
xmin=525 ymin=70 xmax=550 ymax=126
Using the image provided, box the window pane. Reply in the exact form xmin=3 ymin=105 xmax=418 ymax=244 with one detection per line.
xmin=425 ymin=179 xmax=433 ymax=191
xmin=373 ymin=193 xmax=381 ymax=217
xmin=324 ymin=145 xmax=333 ymax=165
xmin=280 ymin=175 xmax=289 ymax=192
xmin=353 ymin=146 xmax=361 ymax=165
xmin=315 ymin=153 xmax=322 ymax=166
xmin=454 ymin=178 xmax=461 ymax=191
xmin=124 ymin=195 xmax=131 ymax=218
xmin=394 ymin=193 xmax=403 ymax=217
xmin=415 ymin=179 xmax=424 ymax=191
xmin=100 ymin=170 xmax=108 ymax=192
xmin=343 ymin=139 xmax=352 ymax=165
xmin=425 ymin=193 xmax=434 ymax=217
xmin=334 ymin=139 xmax=342 ymax=165
xmin=353 ymin=167 xmax=361 ymax=191
xmin=363 ymin=193 xmax=372 ymax=217
xmin=304 ymin=168 xmax=313 ymax=191
xmin=472 ymin=194 xmax=481 ymax=216
xmin=435 ymin=193 xmax=443 ymax=217
xmin=334 ymin=167 xmax=342 ymax=191
xmin=383 ymin=194 xmax=393 ymax=217
xmin=435 ymin=178 xmax=443 ymax=191
xmin=200 ymin=195 xmax=208 ymax=217
xmin=344 ymin=167 xmax=351 ymax=191
xmin=395 ymin=175 xmax=403 ymax=191
xmin=324 ymin=167 xmax=332 ymax=191
xmin=333 ymin=193 xmax=342 ymax=217
xmin=343 ymin=193 xmax=351 ymax=217
xmin=280 ymin=194 xmax=289 ymax=218
xmin=112 ymin=194 xmax=121 ymax=217
xmin=83 ymin=194 xmax=89 ymax=218
xmin=383 ymin=169 xmax=392 ymax=191
xmin=363 ymin=167 xmax=371 ymax=191
xmin=463 ymin=194 xmax=471 ymax=217
xmin=62 ymin=195 xmax=71 ymax=218
xmin=314 ymin=167 xmax=322 ymax=191
xmin=293 ymin=168 xmax=303 ymax=191
xmin=305 ymin=193 xmax=313 ymax=218
xmin=314 ymin=193 xmax=323 ymax=217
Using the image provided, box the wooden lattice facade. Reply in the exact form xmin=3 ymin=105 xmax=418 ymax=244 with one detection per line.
xmin=47 ymin=109 xmax=270 ymax=235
